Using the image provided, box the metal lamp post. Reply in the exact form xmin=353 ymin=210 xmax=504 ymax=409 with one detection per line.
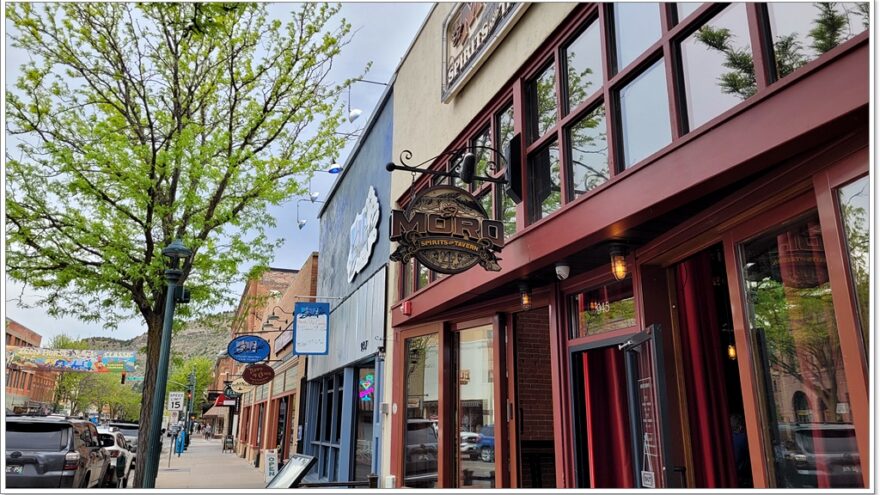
xmin=142 ymin=239 xmax=192 ymax=488
xmin=184 ymin=370 xmax=195 ymax=450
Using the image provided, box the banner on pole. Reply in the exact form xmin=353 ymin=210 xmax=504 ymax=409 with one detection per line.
xmin=7 ymin=347 xmax=137 ymax=372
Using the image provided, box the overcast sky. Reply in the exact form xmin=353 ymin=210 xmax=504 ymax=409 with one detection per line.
xmin=3 ymin=3 xmax=433 ymax=343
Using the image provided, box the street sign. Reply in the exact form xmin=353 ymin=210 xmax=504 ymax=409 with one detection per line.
xmin=168 ymin=391 xmax=185 ymax=411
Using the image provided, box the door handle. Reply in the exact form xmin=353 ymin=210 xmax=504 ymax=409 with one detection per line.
xmin=506 ymin=401 xmax=514 ymax=422
xmin=668 ymin=466 xmax=686 ymax=488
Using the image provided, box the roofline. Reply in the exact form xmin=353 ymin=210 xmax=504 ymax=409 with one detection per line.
xmin=318 ymin=3 xmax=436 ymax=217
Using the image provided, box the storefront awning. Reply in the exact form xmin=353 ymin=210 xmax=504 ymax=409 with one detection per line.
xmin=202 ymin=405 xmax=229 ymax=418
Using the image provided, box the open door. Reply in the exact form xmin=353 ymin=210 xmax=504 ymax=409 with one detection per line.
xmin=620 ymin=324 xmax=674 ymax=488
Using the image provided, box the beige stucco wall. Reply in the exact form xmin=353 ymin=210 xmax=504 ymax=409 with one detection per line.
xmin=381 ymin=3 xmax=577 ymax=485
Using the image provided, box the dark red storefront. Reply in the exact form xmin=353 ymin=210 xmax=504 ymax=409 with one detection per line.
xmin=388 ymin=3 xmax=868 ymax=490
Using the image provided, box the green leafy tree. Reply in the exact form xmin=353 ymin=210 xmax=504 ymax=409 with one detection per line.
xmin=167 ymin=356 xmax=214 ymax=413
xmin=48 ymin=334 xmax=90 ymax=414
xmin=6 ymin=3 xmax=358 ymax=485
xmin=809 ymin=3 xmax=849 ymax=53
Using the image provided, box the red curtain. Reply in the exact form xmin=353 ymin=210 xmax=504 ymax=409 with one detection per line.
xmin=675 ymin=251 xmax=737 ymax=487
xmin=582 ymin=347 xmax=633 ymax=488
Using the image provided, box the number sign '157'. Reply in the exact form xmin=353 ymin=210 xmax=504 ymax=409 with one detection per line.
xmin=227 ymin=335 xmax=271 ymax=364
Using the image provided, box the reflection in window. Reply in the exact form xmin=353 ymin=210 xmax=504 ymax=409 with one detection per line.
xmin=767 ymin=3 xmax=869 ymax=81
xmin=613 ymin=3 xmax=661 ymax=71
xmin=528 ymin=63 xmax=558 ymax=141
xmin=570 ymin=277 xmax=636 ymax=339
xmin=618 ymin=59 xmax=671 ymax=168
xmin=473 ymin=127 xmax=492 ymax=180
xmin=741 ymin=214 xmax=863 ymax=488
xmin=681 ymin=4 xmax=753 ymax=129
xmin=527 ymin=140 xmax=561 ymax=223
xmin=417 ymin=263 xmax=429 ymax=289
xmin=499 ymin=189 xmax=517 ymax=237
xmin=565 ymin=21 xmax=603 ymax=112
xmin=404 ymin=334 xmax=439 ymax=488
xmin=568 ymin=104 xmax=609 ymax=198
xmin=837 ymin=175 xmax=869 ymax=359
xmin=455 ymin=325 xmax=495 ymax=488
xmin=677 ymin=2 xmax=702 ymax=21
xmin=478 ymin=190 xmax=493 ymax=218
xmin=497 ymin=104 xmax=515 ymax=167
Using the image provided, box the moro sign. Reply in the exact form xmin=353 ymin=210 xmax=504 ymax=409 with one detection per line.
xmin=390 ymin=185 xmax=504 ymax=274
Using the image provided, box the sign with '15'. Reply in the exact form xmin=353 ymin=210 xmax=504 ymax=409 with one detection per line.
xmin=167 ymin=391 xmax=185 ymax=411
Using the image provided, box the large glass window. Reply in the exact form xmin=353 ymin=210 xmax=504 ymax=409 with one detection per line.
xmin=837 ymin=175 xmax=869 ymax=358
xmin=564 ymin=21 xmax=603 ymax=111
xmin=528 ymin=63 xmax=558 ymax=142
xmin=404 ymin=334 xmax=439 ymax=488
xmin=680 ymin=3 xmax=753 ymax=130
xmin=354 ymin=367 xmax=375 ymax=481
xmin=472 ymin=127 xmax=493 ymax=180
xmin=767 ymin=3 xmax=869 ymax=81
xmin=527 ymin=140 xmax=561 ymax=223
xmin=612 ymin=3 xmax=662 ymax=71
xmin=455 ymin=325 xmax=495 ymax=488
xmin=618 ymin=59 xmax=671 ymax=168
xmin=499 ymin=189 xmax=516 ymax=237
xmin=570 ymin=277 xmax=636 ymax=339
xmin=568 ymin=104 xmax=609 ymax=198
xmin=740 ymin=213 xmax=862 ymax=488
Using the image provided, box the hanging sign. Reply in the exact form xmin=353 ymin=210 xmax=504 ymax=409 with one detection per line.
xmin=230 ymin=377 xmax=254 ymax=394
xmin=242 ymin=363 xmax=275 ymax=386
xmin=390 ymin=185 xmax=504 ymax=274
xmin=293 ymin=302 xmax=330 ymax=355
xmin=347 ymin=186 xmax=381 ymax=282
xmin=7 ymin=347 xmax=137 ymax=373
xmin=227 ymin=335 xmax=271 ymax=364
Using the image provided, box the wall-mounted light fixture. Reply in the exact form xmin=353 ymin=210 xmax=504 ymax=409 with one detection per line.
xmin=347 ymin=78 xmax=390 ymax=123
xmin=518 ymin=282 xmax=532 ymax=311
xmin=609 ymin=244 xmax=629 ymax=281
xmin=727 ymin=344 xmax=737 ymax=361
xmin=296 ymin=198 xmax=326 ymax=230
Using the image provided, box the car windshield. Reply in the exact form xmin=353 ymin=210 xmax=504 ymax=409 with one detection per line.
xmin=112 ymin=425 xmax=139 ymax=437
xmin=7 ymin=422 xmax=70 ymax=451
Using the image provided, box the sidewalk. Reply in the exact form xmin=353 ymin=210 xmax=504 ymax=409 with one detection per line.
xmin=155 ymin=436 xmax=266 ymax=489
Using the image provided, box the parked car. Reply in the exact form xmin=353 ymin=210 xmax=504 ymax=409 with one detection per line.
xmin=5 ymin=416 xmax=110 ymax=488
xmin=405 ymin=419 xmax=438 ymax=487
xmin=98 ymin=428 xmax=135 ymax=488
xmin=478 ymin=425 xmax=495 ymax=463
xmin=460 ymin=432 xmax=480 ymax=460
xmin=777 ymin=423 xmax=861 ymax=488
xmin=107 ymin=422 xmax=140 ymax=452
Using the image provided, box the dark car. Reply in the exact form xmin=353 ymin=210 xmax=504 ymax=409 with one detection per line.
xmin=778 ymin=423 xmax=861 ymax=488
xmin=5 ymin=416 xmax=110 ymax=488
xmin=404 ymin=419 xmax=438 ymax=487
xmin=478 ymin=425 xmax=495 ymax=463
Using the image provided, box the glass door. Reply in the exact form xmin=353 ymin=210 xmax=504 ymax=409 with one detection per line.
xmin=619 ymin=324 xmax=672 ymax=488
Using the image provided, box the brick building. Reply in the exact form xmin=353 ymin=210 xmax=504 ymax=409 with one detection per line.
xmin=5 ymin=318 xmax=58 ymax=413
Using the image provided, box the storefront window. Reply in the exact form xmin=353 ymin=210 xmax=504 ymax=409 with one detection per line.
xmin=499 ymin=189 xmax=517 ymax=237
xmin=680 ymin=3 xmax=753 ymax=130
xmin=497 ymin=104 xmax=515 ymax=160
xmin=527 ymin=140 xmax=561 ymax=223
xmin=568 ymin=104 xmax=609 ymax=199
xmin=677 ymin=2 xmax=702 ymax=22
xmin=564 ymin=20 xmax=603 ymax=111
xmin=472 ymin=127 xmax=493 ymax=180
xmin=528 ymin=63 xmax=557 ymax=142
xmin=837 ymin=175 xmax=869 ymax=359
xmin=354 ymin=367 xmax=375 ymax=481
xmin=618 ymin=58 xmax=671 ymax=168
xmin=404 ymin=334 xmax=439 ymax=488
xmin=767 ymin=3 xmax=868 ymax=82
xmin=612 ymin=3 xmax=661 ymax=72
xmin=455 ymin=325 xmax=495 ymax=488
xmin=570 ymin=277 xmax=636 ymax=339
xmin=740 ymin=213 xmax=862 ymax=488
xmin=417 ymin=263 xmax=429 ymax=290
xmin=478 ymin=190 xmax=493 ymax=218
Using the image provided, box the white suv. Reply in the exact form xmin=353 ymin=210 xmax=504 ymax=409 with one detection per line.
xmin=97 ymin=428 xmax=134 ymax=488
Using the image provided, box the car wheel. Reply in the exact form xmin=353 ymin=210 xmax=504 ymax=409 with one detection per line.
xmin=480 ymin=447 xmax=494 ymax=463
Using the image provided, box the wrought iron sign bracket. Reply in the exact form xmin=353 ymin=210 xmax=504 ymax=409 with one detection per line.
xmin=385 ymin=145 xmax=509 ymax=185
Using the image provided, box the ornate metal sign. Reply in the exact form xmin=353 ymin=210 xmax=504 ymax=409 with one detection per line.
xmin=227 ymin=335 xmax=271 ymax=364
xmin=390 ymin=185 xmax=504 ymax=274
xmin=347 ymin=186 xmax=380 ymax=282
xmin=242 ymin=363 xmax=275 ymax=386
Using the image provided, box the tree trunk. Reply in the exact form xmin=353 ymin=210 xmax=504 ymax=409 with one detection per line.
xmin=133 ymin=312 xmax=164 ymax=488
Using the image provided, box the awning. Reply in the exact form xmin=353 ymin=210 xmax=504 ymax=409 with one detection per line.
xmin=202 ymin=405 xmax=230 ymax=418
xmin=214 ymin=394 xmax=236 ymax=407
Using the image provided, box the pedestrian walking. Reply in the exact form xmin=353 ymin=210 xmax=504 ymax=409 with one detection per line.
xmin=204 ymin=423 xmax=212 ymax=440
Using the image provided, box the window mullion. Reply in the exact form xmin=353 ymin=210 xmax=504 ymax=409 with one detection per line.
xmin=660 ymin=3 xmax=684 ymax=140
xmin=745 ymin=2 xmax=771 ymax=91
xmin=598 ymin=4 xmax=619 ymax=176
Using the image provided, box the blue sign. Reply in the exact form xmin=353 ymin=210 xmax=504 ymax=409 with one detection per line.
xmin=293 ymin=302 xmax=330 ymax=355
xmin=227 ymin=335 xmax=271 ymax=363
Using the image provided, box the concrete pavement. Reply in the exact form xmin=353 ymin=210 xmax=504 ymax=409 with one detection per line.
xmin=155 ymin=436 xmax=266 ymax=489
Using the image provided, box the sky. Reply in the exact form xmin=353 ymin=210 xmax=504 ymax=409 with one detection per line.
xmin=3 ymin=2 xmax=433 ymax=343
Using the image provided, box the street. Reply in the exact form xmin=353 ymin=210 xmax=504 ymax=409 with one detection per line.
xmin=154 ymin=436 xmax=266 ymax=489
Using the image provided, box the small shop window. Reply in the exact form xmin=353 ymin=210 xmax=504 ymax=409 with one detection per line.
xmin=403 ymin=334 xmax=439 ymax=488
xmin=527 ymin=62 xmax=558 ymax=143
xmin=836 ymin=175 xmax=869 ymax=359
xmin=679 ymin=3 xmax=753 ymax=131
xmin=477 ymin=189 xmax=493 ymax=219
xmin=766 ymin=2 xmax=868 ymax=82
xmin=616 ymin=58 xmax=671 ymax=168
xmin=564 ymin=20 xmax=603 ymax=112
xmin=417 ymin=263 xmax=430 ymax=290
xmin=567 ymin=103 xmax=609 ymax=199
xmin=496 ymin=104 xmax=515 ymax=166
xmin=498 ymin=188 xmax=517 ymax=237
xmin=569 ymin=277 xmax=637 ymax=339
xmin=401 ymin=260 xmax=413 ymax=299
xmin=527 ymin=139 xmax=561 ymax=223
xmin=611 ymin=2 xmax=662 ymax=72
xmin=472 ymin=126 xmax=493 ymax=182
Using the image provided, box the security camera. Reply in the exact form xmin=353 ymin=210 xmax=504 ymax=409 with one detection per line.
xmin=555 ymin=262 xmax=570 ymax=281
